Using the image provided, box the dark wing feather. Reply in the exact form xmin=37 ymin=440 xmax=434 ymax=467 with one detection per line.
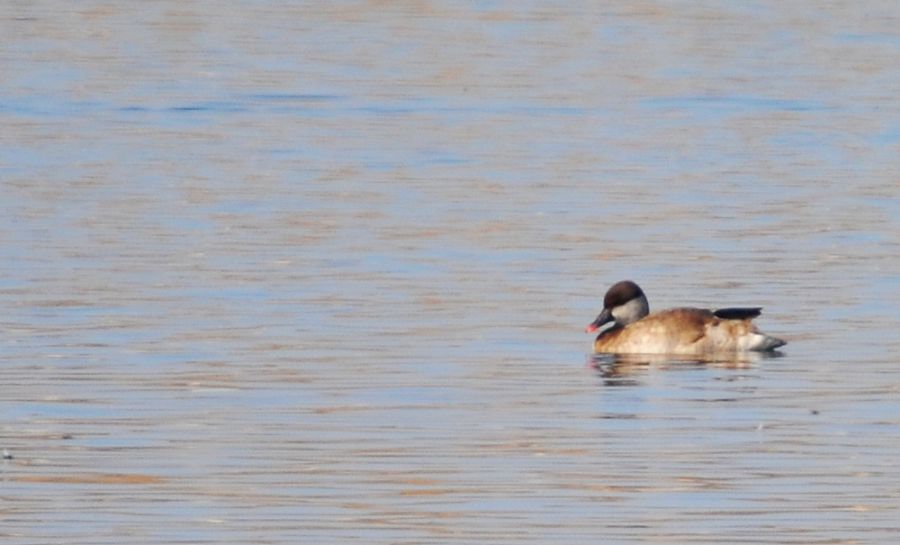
xmin=713 ymin=307 xmax=762 ymax=320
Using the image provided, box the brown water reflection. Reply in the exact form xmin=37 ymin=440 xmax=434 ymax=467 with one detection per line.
xmin=3 ymin=1 xmax=900 ymax=544
xmin=590 ymin=352 xmax=771 ymax=386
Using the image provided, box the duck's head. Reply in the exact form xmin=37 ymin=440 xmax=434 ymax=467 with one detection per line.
xmin=585 ymin=280 xmax=650 ymax=332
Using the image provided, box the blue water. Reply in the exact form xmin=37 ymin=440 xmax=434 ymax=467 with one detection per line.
xmin=3 ymin=2 xmax=900 ymax=544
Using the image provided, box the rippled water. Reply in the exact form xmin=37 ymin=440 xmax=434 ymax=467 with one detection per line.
xmin=2 ymin=2 xmax=900 ymax=543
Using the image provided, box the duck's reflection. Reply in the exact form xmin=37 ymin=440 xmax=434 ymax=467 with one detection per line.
xmin=589 ymin=350 xmax=784 ymax=385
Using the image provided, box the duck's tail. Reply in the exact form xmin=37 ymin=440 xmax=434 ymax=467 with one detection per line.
xmin=746 ymin=333 xmax=787 ymax=351
xmin=715 ymin=308 xmax=786 ymax=352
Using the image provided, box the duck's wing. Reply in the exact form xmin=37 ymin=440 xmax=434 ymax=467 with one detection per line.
xmin=713 ymin=307 xmax=762 ymax=320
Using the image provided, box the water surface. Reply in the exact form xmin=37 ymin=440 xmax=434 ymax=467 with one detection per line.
xmin=2 ymin=2 xmax=900 ymax=543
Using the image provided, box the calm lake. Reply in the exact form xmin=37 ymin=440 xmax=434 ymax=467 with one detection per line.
xmin=2 ymin=2 xmax=900 ymax=543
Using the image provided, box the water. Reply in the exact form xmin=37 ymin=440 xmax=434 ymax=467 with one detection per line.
xmin=2 ymin=2 xmax=900 ymax=543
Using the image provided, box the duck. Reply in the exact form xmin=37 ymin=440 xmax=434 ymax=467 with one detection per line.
xmin=586 ymin=280 xmax=786 ymax=355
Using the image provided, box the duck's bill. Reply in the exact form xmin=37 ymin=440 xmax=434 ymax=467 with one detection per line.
xmin=585 ymin=309 xmax=612 ymax=333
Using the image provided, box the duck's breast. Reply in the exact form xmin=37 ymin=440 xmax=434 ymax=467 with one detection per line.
xmin=594 ymin=308 xmax=714 ymax=354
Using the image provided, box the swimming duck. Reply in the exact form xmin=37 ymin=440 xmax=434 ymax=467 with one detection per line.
xmin=586 ymin=280 xmax=786 ymax=355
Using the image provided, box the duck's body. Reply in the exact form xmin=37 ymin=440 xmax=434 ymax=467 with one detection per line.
xmin=587 ymin=281 xmax=785 ymax=356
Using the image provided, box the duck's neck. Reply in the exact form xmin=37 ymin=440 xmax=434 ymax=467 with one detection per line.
xmin=613 ymin=295 xmax=649 ymax=325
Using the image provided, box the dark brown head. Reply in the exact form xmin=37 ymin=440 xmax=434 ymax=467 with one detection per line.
xmin=585 ymin=280 xmax=650 ymax=333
